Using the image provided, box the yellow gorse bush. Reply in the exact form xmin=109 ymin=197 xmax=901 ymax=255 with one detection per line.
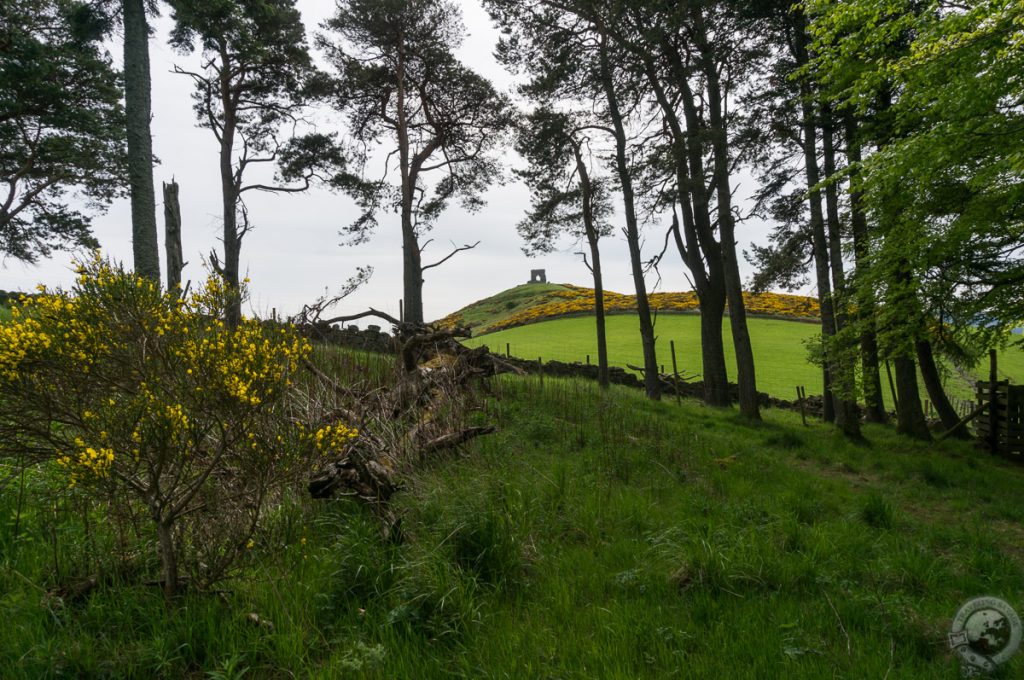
xmin=310 ymin=423 xmax=359 ymax=456
xmin=0 ymin=256 xmax=320 ymax=485
xmin=0 ymin=256 xmax=355 ymax=591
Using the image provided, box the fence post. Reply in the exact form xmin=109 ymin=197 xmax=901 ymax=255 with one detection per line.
xmin=797 ymin=386 xmax=807 ymax=427
xmin=670 ymin=340 xmax=681 ymax=405
xmin=399 ymin=299 xmax=404 ymax=325
xmin=538 ymin=356 xmax=544 ymax=388
xmin=506 ymin=342 xmax=510 ymax=358
xmin=990 ymin=348 xmax=999 ymax=455
xmin=586 ymin=354 xmax=590 ymax=365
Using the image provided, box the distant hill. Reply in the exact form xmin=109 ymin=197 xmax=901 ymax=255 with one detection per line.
xmin=436 ymin=283 xmax=821 ymax=335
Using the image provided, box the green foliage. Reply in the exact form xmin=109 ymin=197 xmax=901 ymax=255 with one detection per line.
xmin=0 ymin=0 xmax=126 ymax=262
xmin=319 ymin=0 xmax=516 ymax=241
xmin=0 ymin=257 xmax=325 ymax=593
xmin=806 ymin=0 xmax=1024 ymax=342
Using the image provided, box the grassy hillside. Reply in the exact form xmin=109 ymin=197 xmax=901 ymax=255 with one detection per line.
xmin=437 ymin=283 xmax=572 ymax=330
xmin=437 ymin=284 xmax=819 ymax=334
xmin=465 ymin=314 xmax=1024 ymax=406
xmin=5 ymin=364 xmax=1024 ymax=677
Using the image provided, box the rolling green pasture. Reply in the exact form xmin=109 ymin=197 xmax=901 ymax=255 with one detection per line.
xmin=464 ymin=313 xmax=1024 ymax=406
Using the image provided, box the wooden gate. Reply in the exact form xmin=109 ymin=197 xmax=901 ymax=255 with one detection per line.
xmin=975 ymin=380 xmax=1024 ymax=458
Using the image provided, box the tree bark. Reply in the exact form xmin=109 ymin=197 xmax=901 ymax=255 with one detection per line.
xmin=163 ymin=181 xmax=184 ymax=294
xmin=844 ymin=115 xmax=887 ymax=422
xmin=820 ymin=105 xmax=862 ymax=437
xmin=691 ymin=7 xmax=759 ymax=420
xmin=123 ymin=0 xmax=160 ymax=282
xmin=915 ymin=339 xmax=966 ymax=436
xmin=894 ymin=355 xmax=932 ymax=440
xmin=217 ymin=46 xmax=242 ymax=328
xmin=793 ymin=21 xmax=859 ymax=436
xmin=574 ymin=145 xmax=609 ymax=388
xmin=394 ymin=40 xmax=425 ymax=326
xmin=154 ymin=517 xmax=178 ymax=601
xmin=598 ymin=40 xmax=660 ymax=399
xmin=644 ymin=57 xmax=730 ymax=406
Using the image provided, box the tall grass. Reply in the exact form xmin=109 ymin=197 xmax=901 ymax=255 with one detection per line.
xmin=2 ymin=352 xmax=1024 ymax=677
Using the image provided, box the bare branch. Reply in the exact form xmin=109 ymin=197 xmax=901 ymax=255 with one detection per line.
xmin=422 ymin=241 xmax=481 ymax=272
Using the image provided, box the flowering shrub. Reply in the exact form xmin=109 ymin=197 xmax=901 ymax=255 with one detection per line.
xmin=0 ymin=257 xmax=353 ymax=596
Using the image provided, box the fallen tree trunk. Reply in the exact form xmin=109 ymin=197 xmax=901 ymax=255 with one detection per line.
xmin=302 ymin=322 xmax=504 ymax=535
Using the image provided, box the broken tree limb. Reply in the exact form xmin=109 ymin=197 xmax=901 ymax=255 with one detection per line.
xmin=301 ymin=323 xmax=499 ymax=534
xmin=419 ymin=426 xmax=498 ymax=457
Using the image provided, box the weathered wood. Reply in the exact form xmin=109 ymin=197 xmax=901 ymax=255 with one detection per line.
xmin=670 ymin=340 xmax=681 ymax=405
xmin=163 ymin=180 xmax=184 ymax=293
xmin=938 ymin=402 xmax=989 ymax=442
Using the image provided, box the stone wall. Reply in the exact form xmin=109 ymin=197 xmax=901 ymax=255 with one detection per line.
xmin=497 ymin=355 xmax=825 ymax=416
xmin=297 ymin=322 xmax=398 ymax=353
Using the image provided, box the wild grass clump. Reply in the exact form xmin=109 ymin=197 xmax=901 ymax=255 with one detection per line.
xmin=860 ymin=492 xmax=897 ymax=529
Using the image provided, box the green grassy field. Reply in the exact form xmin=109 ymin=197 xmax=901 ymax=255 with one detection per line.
xmin=464 ymin=313 xmax=1024 ymax=406
xmin=4 ymin=361 xmax=1024 ymax=677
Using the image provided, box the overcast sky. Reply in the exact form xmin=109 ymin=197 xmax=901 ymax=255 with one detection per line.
xmin=1 ymin=0 xmax=780 ymax=324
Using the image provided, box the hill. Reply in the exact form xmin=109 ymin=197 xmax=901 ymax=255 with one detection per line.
xmin=6 ymin=358 xmax=1024 ymax=677
xmin=436 ymin=283 xmax=820 ymax=334
xmin=451 ymin=285 xmax=1024 ymax=406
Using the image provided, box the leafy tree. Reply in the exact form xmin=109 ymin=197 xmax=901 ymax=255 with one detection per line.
xmin=169 ymin=0 xmax=332 ymax=327
xmin=0 ymin=258 xmax=321 ymax=599
xmin=585 ymin=0 xmax=766 ymax=416
xmin=516 ymin=107 xmax=614 ymax=387
xmin=0 ymin=0 xmax=126 ymax=262
xmin=320 ymin=0 xmax=516 ymax=326
xmin=766 ymin=7 xmax=862 ymax=437
xmin=803 ymin=0 xmax=1024 ymax=438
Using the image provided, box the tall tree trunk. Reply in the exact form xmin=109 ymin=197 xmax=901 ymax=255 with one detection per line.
xmin=894 ymin=356 xmax=932 ymax=439
xmin=575 ymin=146 xmax=609 ymax=388
xmin=599 ymin=40 xmax=660 ymax=399
xmin=154 ymin=516 xmax=178 ymax=601
xmin=794 ymin=22 xmax=858 ymax=436
xmin=844 ymin=115 xmax=887 ymax=422
xmin=670 ymin=214 xmax=730 ymax=406
xmin=820 ymin=106 xmax=862 ymax=437
xmin=674 ymin=61 xmax=741 ymax=410
xmin=163 ymin=180 xmax=183 ymax=294
xmin=915 ymin=339 xmax=965 ymax=436
xmin=643 ymin=58 xmax=729 ymax=406
xmin=692 ymin=8 xmax=760 ymax=420
xmin=589 ymin=238 xmax=609 ymax=389
xmin=394 ymin=41 xmax=424 ymax=326
xmin=217 ymin=48 xmax=241 ymax=328
xmin=123 ymin=0 xmax=160 ymax=281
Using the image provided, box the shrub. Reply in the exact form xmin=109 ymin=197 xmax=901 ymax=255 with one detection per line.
xmin=0 ymin=257 xmax=354 ymax=597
